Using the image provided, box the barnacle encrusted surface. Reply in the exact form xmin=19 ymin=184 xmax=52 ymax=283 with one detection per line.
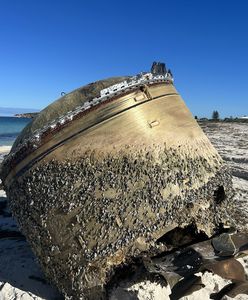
xmin=7 ymin=144 xmax=236 ymax=299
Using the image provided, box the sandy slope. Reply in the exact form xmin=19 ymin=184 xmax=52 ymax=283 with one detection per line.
xmin=0 ymin=146 xmax=11 ymax=155
xmin=201 ymin=122 xmax=248 ymax=201
xmin=0 ymin=146 xmax=11 ymax=164
xmin=0 ymin=121 xmax=247 ymax=300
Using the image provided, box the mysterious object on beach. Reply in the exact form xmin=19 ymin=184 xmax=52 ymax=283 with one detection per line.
xmin=0 ymin=62 xmax=242 ymax=299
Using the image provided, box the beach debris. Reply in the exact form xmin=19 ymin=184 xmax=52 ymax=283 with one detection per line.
xmin=210 ymin=282 xmax=248 ymax=299
xmin=170 ymin=275 xmax=204 ymax=300
xmin=143 ymin=232 xmax=248 ymax=299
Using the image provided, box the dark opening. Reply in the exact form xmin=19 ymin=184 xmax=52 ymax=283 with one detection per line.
xmin=214 ymin=186 xmax=226 ymax=204
xmin=155 ymin=223 xmax=208 ymax=249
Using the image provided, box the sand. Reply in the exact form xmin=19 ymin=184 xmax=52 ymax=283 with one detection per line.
xmin=0 ymin=121 xmax=247 ymax=299
xmin=0 ymin=146 xmax=11 ymax=154
xmin=0 ymin=146 xmax=11 ymax=162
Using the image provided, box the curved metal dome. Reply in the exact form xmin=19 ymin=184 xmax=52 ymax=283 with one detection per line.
xmin=13 ymin=76 xmax=129 ymax=150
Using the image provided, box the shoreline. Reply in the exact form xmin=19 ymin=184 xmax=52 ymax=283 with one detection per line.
xmin=0 ymin=146 xmax=11 ymax=164
xmin=0 ymin=145 xmax=11 ymax=156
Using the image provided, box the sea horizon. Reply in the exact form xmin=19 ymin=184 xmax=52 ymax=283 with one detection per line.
xmin=0 ymin=106 xmax=40 ymax=117
xmin=0 ymin=116 xmax=31 ymax=146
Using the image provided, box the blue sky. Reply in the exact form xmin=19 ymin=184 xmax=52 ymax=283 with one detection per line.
xmin=0 ymin=0 xmax=247 ymax=118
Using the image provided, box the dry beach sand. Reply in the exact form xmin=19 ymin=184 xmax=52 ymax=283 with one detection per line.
xmin=0 ymin=146 xmax=11 ymax=160
xmin=0 ymin=121 xmax=247 ymax=300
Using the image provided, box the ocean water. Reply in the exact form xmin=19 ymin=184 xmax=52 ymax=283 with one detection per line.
xmin=0 ymin=117 xmax=31 ymax=146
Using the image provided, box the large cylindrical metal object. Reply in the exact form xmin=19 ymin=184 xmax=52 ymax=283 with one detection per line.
xmin=0 ymin=71 xmax=237 ymax=299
